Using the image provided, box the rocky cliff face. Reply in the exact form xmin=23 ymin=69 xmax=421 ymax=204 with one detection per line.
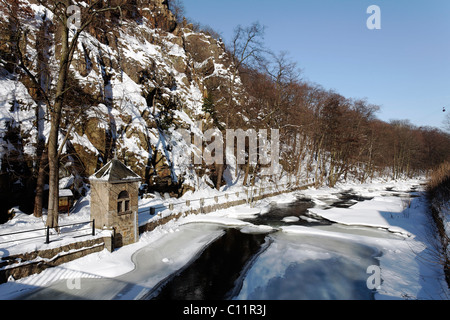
xmin=0 ymin=0 xmax=246 ymax=216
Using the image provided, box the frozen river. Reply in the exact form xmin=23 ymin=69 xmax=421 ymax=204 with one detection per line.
xmin=16 ymin=194 xmax=401 ymax=300
xmin=152 ymin=225 xmax=382 ymax=300
xmin=152 ymin=196 xmax=400 ymax=300
xmin=7 ymin=180 xmax=447 ymax=301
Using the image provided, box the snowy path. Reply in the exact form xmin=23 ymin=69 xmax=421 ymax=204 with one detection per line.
xmin=15 ymin=224 xmax=224 ymax=300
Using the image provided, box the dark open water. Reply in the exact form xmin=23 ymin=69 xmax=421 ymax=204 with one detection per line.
xmin=152 ymin=191 xmax=388 ymax=300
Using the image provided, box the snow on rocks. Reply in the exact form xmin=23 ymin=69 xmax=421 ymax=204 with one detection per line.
xmin=281 ymin=216 xmax=300 ymax=223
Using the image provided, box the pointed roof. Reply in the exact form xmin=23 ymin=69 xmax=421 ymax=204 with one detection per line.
xmin=90 ymin=158 xmax=141 ymax=183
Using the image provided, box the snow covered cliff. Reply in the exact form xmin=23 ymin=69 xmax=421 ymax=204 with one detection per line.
xmin=0 ymin=0 xmax=249 ymax=217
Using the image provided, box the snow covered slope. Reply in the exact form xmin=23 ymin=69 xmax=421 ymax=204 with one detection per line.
xmin=0 ymin=0 xmax=248 ymax=208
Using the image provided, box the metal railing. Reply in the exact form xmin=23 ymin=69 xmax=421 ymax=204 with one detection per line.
xmin=45 ymin=220 xmax=96 ymax=244
xmin=0 ymin=220 xmax=96 ymax=246
xmin=140 ymin=178 xmax=315 ymax=217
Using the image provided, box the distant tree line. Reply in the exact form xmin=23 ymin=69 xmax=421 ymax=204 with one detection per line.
xmin=205 ymin=21 xmax=450 ymax=187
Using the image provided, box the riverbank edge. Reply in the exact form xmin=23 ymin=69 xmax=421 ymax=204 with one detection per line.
xmin=0 ymin=184 xmax=312 ymax=286
xmin=426 ymin=168 xmax=450 ymax=288
xmin=138 ymin=184 xmax=314 ymax=235
xmin=2 ymin=177 xmax=444 ymax=300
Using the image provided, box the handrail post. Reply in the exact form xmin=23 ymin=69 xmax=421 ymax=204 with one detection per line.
xmin=45 ymin=226 xmax=50 ymax=244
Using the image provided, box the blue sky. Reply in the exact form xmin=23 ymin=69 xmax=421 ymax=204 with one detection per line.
xmin=181 ymin=0 xmax=450 ymax=129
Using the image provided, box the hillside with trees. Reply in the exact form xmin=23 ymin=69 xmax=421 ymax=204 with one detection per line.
xmin=0 ymin=0 xmax=449 ymax=228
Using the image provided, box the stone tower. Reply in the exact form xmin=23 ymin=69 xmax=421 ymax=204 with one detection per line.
xmin=89 ymin=158 xmax=141 ymax=248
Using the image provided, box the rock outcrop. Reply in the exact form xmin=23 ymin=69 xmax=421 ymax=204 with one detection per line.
xmin=0 ymin=0 xmax=246 ymax=214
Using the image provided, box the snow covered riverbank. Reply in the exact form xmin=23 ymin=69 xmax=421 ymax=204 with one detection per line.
xmin=0 ymin=178 xmax=448 ymax=300
xmin=299 ymin=179 xmax=448 ymax=299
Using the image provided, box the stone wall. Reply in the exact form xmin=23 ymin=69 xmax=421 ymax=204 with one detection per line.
xmin=0 ymin=237 xmax=108 ymax=284
xmin=90 ymin=181 xmax=111 ymax=228
xmin=139 ymin=185 xmax=313 ymax=234
xmin=108 ymin=182 xmax=139 ymax=247
xmin=0 ymin=184 xmax=312 ymax=285
xmin=90 ymin=178 xmax=140 ymax=248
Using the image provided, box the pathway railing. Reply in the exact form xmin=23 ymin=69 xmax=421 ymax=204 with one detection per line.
xmin=139 ymin=178 xmax=315 ymax=218
xmin=0 ymin=220 xmax=96 ymax=246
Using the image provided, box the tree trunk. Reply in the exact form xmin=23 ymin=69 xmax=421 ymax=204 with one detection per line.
xmin=46 ymin=110 xmax=62 ymax=229
xmin=46 ymin=10 xmax=71 ymax=229
xmin=33 ymin=148 xmax=47 ymax=218
xmin=243 ymin=161 xmax=251 ymax=186
xmin=33 ymin=18 xmax=50 ymax=218
xmin=215 ymin=163 xmax=224 ymax=190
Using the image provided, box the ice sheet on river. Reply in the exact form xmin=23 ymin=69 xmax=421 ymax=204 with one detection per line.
xmin=9 ymin=224 xmax=225 ymax=300
xmin=307 ymin=196 xmax=417 ymax=236
xmin=234 ymin=231 xmax=379 ymax=300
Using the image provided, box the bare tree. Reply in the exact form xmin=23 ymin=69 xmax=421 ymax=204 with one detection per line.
xmin=213 ymin=22 xmax=265 ymax=190
xmin=230 ymin=22 xmax=265 ymax=70
xmin=444 ymin=113 xmax=450 ymax=133
xmin=226 ymin=22 xmax=265 ymax=124
xmin=2 ymin=0 xmax=122 ymax=228
xmin=167 ymin=0 xmax=185 ymax=23
xmin=1 ymin=0 xmax=58 ymax=218
xmin=46 ymin=0 xmax=120 ymax=228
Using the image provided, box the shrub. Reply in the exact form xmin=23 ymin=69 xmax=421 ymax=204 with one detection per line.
xmin=426 ymin=161 xmax=450 ymax=288
xmin=427 ymin=161 xmax=450 ymax=195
